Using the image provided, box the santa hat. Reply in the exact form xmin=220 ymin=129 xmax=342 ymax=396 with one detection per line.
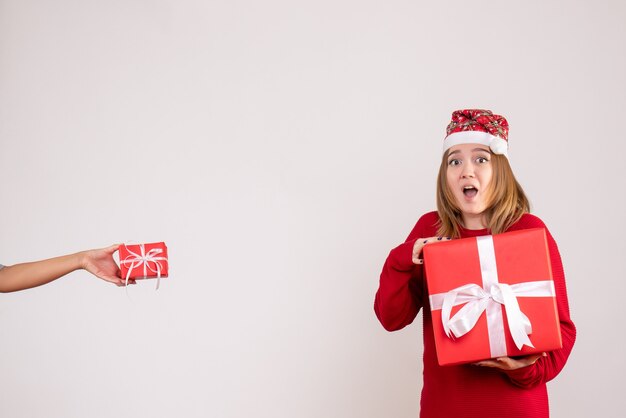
xmin=443 ymin=109 xmax=509 ymax=157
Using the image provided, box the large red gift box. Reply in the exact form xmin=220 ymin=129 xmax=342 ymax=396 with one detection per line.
xmin=119 ymin=242 xmax=169 ymax=286
xmin=422 ymin=228 xmax=562 ymax=366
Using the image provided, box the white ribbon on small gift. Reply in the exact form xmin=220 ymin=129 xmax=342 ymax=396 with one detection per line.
xmin=120 ymin=244 xmax=168 ymax=290
xmin=428 ymin=235 xmax=555 ymax=357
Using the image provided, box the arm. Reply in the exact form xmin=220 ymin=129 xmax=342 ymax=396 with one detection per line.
xmin=501 ymin=228 xmax=576 ymax=387
xmin=374 ymin=237 xmax=423 ymax=331
xmin=477 ymin=220 xmax=577 ymax=387
xmin=374 ymin=213 xmax=449 ymax=331
xmin=0 ymin=244 xmax=132 ymax=293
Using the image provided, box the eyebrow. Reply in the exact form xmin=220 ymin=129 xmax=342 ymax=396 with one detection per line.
xmin=447 ymin=148 xmax=490 ymax=157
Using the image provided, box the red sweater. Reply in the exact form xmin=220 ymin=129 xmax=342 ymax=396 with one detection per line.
xmin=374 ymin=211 xmax=576 ymax=418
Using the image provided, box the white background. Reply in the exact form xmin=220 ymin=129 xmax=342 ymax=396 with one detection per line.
xmin=1 ymin=1 xmax=624 ymax=417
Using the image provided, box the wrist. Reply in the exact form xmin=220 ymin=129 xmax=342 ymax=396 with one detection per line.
xmin=74 ymin=251 xmax=88 ymax=271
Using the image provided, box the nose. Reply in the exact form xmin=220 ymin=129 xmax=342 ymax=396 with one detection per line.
xmin=461 ymin=163 xmax=475 ymax=178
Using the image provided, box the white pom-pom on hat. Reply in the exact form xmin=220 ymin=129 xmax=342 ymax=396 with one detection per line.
xmin=489 ymin=136 xmax=509 ymax=156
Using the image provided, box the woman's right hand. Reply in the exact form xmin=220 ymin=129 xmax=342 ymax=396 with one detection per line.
xmin=80 ymin=244 xmax=134 ymax=286
xmin=412 ymin=236 xmax=451 ymax=264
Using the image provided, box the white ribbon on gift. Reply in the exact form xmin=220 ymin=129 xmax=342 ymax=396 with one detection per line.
xmin=428 ymin=235 xmax=555 ymax=357
xmin=120 ymin=244 xmax=167 ymax=290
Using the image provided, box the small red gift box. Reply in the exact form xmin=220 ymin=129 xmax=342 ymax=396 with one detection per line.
xmin=423 ymin=228 xmax=561 ymax=366
xmin=118 ymin=242 xmax=169 ymax=286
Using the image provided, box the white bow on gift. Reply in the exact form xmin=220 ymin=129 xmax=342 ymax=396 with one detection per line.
xmin=429 ymin=235 xmax=555 ymax=357
xmin=120 ymin=244 xmax=167 ymax=290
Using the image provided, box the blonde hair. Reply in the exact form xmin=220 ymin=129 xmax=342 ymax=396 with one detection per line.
xmin=436 ymin=152 xmax=530 ymax=238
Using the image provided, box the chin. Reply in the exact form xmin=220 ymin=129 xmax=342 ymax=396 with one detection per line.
xmin=458 ymin=205 xmax=486 ymax=217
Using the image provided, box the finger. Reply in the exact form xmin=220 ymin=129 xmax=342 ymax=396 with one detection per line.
xmin=414 ymin=237 xmax=451 ymax=264
xmin=413 ymin=237 xmax=451 ymax=264
xmin=421 ymin=236 xmax=452 ymax=246
xmin=100 ymin=275 xmax=130 ymax=287
xmin=105 ymin=244 xmax=122 ymax=254
xmin=100 ymin=274 xmax=122 ymax=283
xmin=414 ymin=237 xmax=450 ymax=255
xmin=515 ymin=354 xmax=541 ymax=365
xmin=496 ymin=354 xmax=541 ymax=369
xmin=474 ymin=360 xmax=500 ymax=368
xmin=494 ymin=357 xmax=516 ymax=368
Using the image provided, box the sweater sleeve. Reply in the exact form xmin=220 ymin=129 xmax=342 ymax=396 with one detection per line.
xmin=503 ymin=216 xmax=577 ymax=388
xmin=374 ymin=216 xmax=428 ymax=331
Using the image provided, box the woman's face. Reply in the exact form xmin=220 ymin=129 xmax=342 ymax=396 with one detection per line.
xmin=446 ymin=143 xmax=493 ymax=227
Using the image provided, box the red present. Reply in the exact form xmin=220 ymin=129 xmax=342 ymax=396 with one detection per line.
xmin=423 ymin=228 xmax=561 ymax=366
xmin=119 ymin=242 xmax=169 ymax=288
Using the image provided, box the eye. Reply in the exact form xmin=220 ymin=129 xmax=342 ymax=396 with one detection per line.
xmin=476 ymin=156 xmax=489 ymax=164
xmin=448 ymin=159 xmax=461 ymax=166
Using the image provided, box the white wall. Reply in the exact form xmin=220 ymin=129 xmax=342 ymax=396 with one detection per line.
xmin=1 ymin=1 xmax=624 ymax=417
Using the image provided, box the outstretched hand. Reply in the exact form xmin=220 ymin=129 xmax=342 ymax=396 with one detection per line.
xmin=80 ymin=244 xmax=135 ymax=286
xmin=474 ymin=352 xmax=546 ymax=370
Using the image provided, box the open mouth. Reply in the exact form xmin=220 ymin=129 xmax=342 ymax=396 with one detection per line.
xmin=463 ymin=186 xmax=478 ymax=198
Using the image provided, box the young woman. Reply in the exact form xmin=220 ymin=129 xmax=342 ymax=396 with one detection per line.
xmin=0 ymin=244 xmax=135 ymax=292
xmin=374 ymin=109 xmax=576 ymax=418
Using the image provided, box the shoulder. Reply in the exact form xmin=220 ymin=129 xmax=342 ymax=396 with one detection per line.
xmin=507 ymin=213 xmax=560 ymax=244
xmin=406 ymin=211 xmax=440 ymax=241
xmin=507 ymin=213 xmax=549 ymax=231
xmin=418 ymin=211 xmax=440 ymax=226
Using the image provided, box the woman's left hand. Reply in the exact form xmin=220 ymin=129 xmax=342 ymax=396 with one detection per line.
xmin=474 ymin=352 xmax=546 ymax=370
